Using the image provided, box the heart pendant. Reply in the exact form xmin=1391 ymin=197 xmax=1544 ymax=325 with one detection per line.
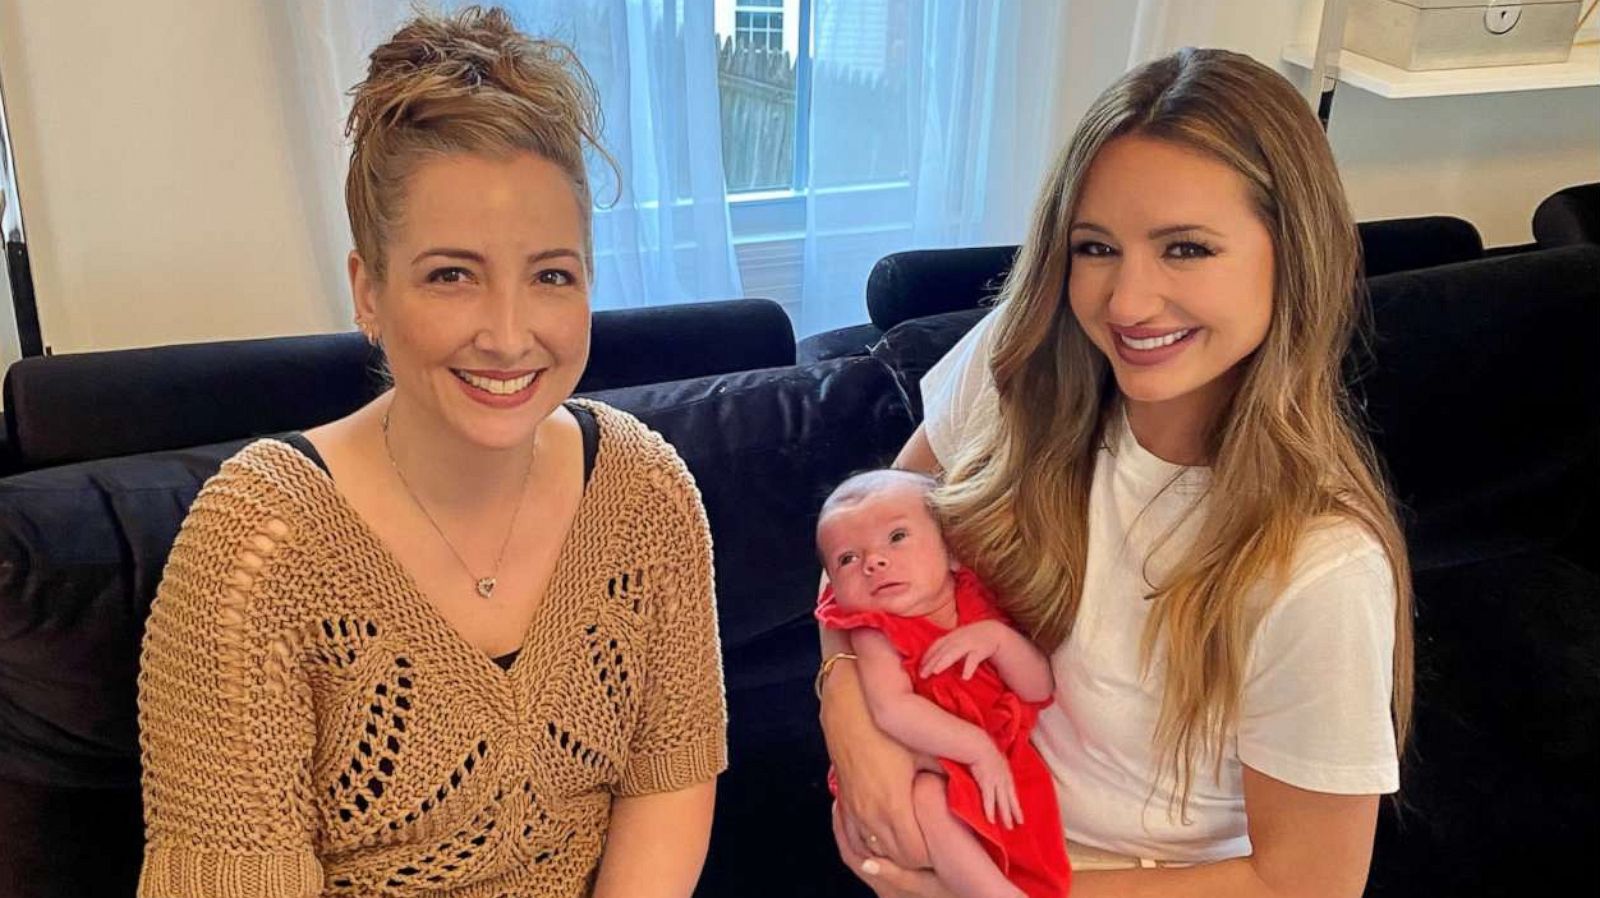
xmin=475 ymin=577 xmax=497 ymax=599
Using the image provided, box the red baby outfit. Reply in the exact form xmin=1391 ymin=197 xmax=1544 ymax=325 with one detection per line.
xmin=818 ymin=569 xmax=1071 ymax=898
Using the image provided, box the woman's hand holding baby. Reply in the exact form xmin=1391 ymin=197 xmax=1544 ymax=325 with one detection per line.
xmin=820 ymin=662 xmax=934 ymax=870
xmin=832 ymin=801 xmax=958 ymax=898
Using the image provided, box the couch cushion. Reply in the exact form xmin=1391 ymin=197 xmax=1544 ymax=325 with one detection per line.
xmin=0 ymin=780 xmax=143 ymax=898
xmin=1359 ymin=215 xmax=1483 ymax=278
xmin=581 ymin=297 xmax=797 ymax=391
xmin=0 ymin=440 xmax=248 ymax=787
xmin=1532 ymin=181 xmax=1600 ymax=249
xmin=2 ymin=334 xmax=378 ymax=471
xmin=796 ymin=322 xmax=883 ymax=365
xmin=1366 ymin=550 xmax=1600 ymax=898
xmin=1354 ymin=245 xmax=1600 ymax=571
xmin=698 ymin=616 xmax=867 ymax=898
xmin=590 ymin=356 xmax=916 ymax=650
xmin=866 ymin=245 xmax=1018 ymax=332
xmin=870 ymin=306 xmax=991 ymax=421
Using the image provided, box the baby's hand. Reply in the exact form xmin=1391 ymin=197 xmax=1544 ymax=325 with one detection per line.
xmin=969 ymin=743 xmax=1023 ymax=830
xmin=920 ymin=620 xmax=1008 ymax=681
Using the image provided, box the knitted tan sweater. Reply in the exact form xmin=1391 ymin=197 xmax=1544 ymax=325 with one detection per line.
xmin=136 ymin=401 xmax=726 ymax=898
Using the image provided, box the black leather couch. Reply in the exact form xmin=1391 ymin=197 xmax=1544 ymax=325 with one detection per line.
xmin=3 ymin=246 xmax=1597 ymax=898
xmin=1533 ymin=182 xmax=1600 ymax=250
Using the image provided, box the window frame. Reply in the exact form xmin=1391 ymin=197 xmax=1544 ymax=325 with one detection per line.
xmin=733 ymin=7 xmax=785 ymax=51
xmin=722 ymin=0 xmax=910 ymax=245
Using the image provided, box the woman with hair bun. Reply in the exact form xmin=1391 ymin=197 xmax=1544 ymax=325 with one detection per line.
xmin=136 ymin=8 xmax=724 ymax=897
xmin=820 ymin=48 xmax=1412 ymax=898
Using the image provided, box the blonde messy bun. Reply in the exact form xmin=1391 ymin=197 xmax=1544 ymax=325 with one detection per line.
xmin=344 ymin=5 xmax=613 ymax=277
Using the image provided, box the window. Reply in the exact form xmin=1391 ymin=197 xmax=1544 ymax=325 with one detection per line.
xmin=714 ymin=0 xmax=910 ymax=197
xmin=734 ymin=5 xmax=784 ymax=51
xmin=715 ymin=0 xmax=801 ymax=193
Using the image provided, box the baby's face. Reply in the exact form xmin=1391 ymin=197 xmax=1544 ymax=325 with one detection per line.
xmin=819 ymin=482 xmax=958 ymax=617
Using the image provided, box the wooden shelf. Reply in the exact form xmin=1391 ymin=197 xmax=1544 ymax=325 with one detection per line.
xmin=1282 ymin=42 xmax=1600 ymax=98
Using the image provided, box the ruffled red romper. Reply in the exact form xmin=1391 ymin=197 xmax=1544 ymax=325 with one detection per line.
xmin=818 ymin=569 xmax=1071 ymax=898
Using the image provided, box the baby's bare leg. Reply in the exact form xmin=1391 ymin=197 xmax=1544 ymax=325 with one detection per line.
xmin=910 ymin=772 xmax=1026 ymax=898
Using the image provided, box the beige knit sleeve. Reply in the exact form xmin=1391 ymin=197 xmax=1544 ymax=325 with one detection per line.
xmin=615 ymin=453 xmax=729 ymax=796
xmin=136 ymin=470 xmax=323 ymax=898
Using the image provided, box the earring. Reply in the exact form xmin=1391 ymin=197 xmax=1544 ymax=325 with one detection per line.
xmin=356 ymin=319 xmax=379 ymax=346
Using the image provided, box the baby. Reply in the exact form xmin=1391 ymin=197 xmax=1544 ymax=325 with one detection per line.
xmin=816 ymin=469 xmax=1070 ymax=898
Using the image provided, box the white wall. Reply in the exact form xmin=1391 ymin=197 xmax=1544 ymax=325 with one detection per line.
xmin=1330 ymin=86 xmax=1600 ymax=245
xmin=0 ymin=0 xmax=348 ymax=356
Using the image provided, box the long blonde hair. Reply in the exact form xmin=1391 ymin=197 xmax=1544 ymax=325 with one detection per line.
xmin=934 ymin=48 xmax=1412 ymax=813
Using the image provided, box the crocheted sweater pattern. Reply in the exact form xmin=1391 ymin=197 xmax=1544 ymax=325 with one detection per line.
xmin=136 ymin=401 xmax=726 ymax=898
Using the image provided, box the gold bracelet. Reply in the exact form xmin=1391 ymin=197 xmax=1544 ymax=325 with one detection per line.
xmin=814 ymin=651 xmax=858 ymax=700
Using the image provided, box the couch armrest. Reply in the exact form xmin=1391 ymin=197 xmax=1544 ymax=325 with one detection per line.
xmin=1532 ymin=182 xmax=1600 ymax=249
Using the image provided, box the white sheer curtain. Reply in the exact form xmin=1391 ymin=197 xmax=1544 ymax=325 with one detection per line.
xmin=795 ymin=0 xmax=1065 ymax=336
xmin=507 ymin=0 xmax=744 ymax=308
xmin=276 ymin=0 xmax=743 ymax=314
xmin=274 ymin=1 xmax=411 ymax=325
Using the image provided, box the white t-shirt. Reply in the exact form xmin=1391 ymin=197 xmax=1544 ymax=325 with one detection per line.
xmin=921 ymin=310 xmax=1399 ymax=864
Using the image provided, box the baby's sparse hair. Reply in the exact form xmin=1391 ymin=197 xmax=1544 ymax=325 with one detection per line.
xmin=816 ymin=469 xmax=941 ymax=565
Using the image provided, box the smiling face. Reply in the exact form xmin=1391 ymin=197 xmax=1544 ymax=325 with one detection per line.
xmin=818 ymin=480 xmax=959 ymax=618
xmin=351 ymin=151 xmax=591 ymax=450
xmin=1067 ymin=134 xmax=1275 ymax=428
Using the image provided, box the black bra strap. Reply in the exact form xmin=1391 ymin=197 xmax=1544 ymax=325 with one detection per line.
xmin=567 ymin=403 xmax=600 ymax=486
xmin=280 ymin=432 xmax=330 ymax=474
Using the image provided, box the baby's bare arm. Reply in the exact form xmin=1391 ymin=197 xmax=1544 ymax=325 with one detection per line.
xmin=852 ymin=629 xmax=995 ymax=765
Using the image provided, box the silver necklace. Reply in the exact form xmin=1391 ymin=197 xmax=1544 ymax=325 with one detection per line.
xmin=381 ymin=408 xmax=534 ymax=599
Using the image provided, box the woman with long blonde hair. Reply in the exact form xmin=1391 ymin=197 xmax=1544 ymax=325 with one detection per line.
xmin=819 ymin=48 xmax=1411 ymax=898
